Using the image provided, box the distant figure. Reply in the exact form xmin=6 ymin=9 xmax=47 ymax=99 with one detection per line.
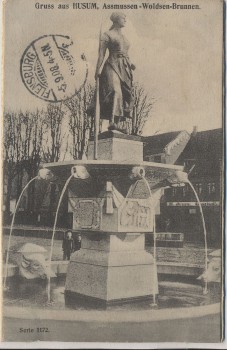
xmin=62 ymin=230 xmax=75 ymax=261
xmin=74 ymin=234 xmax=81 ymax=252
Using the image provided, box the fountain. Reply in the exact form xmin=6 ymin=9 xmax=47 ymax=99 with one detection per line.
xmin=2 ymin=131 xmax=222 ymax=342
xmin=3 ymin=8 xmax=221 ymax=342
xmin=47 ymin=131 xmax=187 ymax=307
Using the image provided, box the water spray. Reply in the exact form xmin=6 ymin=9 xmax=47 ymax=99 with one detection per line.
xmin=47 ymin=174 xmax=73 ymax=302
xmin=187 ymin=181 xmax=208 ymax=295
xmin=151 ymin=210 xmax=158 ymax=308
xmin=3 ymin=169 xmax=53 ymax=290
xmin=137 ymin=173 xmax=158 ymax=308
xmin=47 ymin=166 xmax=88 ymax=302
xmin=167 ymin=170 xmax=208 ymax=295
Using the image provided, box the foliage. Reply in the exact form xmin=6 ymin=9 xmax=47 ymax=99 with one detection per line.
xmin=64 ymin=83 xmax=95 ymax=159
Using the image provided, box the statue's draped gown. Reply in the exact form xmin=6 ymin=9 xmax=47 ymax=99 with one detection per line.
xmin=99 ymin=30 xmax=134 ymax=120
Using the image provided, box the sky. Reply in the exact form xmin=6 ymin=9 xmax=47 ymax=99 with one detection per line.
xmin=3 ymin=0 xmax=223 ymax=135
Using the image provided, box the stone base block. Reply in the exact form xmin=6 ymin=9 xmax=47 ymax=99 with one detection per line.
xmin=65 ymin=233 xmax=158 ymax=306
xmin=88 ymin=131 xmax=143 ymax=161
xmin=65 ymin=290 xmax=153 ymax=309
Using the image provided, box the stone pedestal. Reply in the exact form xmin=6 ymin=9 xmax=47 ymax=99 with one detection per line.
xmin=88 ymin=130 xmax=143 ymax=161
xmin=65 ymin=232 xmax=158 ymax=307
xmin=64 ymin=131 xmax=159 ymax=307
xmin=44 ymin=129 xmax=185 ymax=308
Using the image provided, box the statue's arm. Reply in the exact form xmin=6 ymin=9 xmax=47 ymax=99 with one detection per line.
xmin=95 ymin=35 xmax=108 ymax=80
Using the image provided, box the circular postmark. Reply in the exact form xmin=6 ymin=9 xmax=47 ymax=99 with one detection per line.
xmin=20 ymin=35 xmax=88 ymax=102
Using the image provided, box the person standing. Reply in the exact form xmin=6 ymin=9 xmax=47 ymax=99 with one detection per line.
xmin=74 ymin=234 xmax=81 ymax=252
xmin=62 ymin=230 xmax=75 ymax=261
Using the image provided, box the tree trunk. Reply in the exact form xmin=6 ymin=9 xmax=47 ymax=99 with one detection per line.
xmin=5 ymin=171 xmax=13 ymax=224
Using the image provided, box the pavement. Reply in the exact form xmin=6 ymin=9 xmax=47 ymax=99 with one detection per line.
xmin=3 ymin=303 xmax=222 ymax=342
xmin=3 ymin=232 xmax=214 ymax=266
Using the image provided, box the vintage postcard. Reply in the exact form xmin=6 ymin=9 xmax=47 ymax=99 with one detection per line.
xmin=1 ymin=0 xmax=225 ymax=346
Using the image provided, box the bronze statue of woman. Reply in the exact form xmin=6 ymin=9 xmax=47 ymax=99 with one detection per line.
xmin=95 ymin=12 xmax=136 ymax=131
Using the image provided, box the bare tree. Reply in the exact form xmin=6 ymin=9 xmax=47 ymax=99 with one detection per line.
xmin=64 ymin=83 xmax=95 ymax=159
xmin=21 ymin=110 xmax=46 ymax=212
xmin=42 ymin=103 xmax=68 ymax=163
xmin=4 ymin=112 xmax=23 ymax=218
xmin=120 ymin=83 xmax=155 ymax=136
xmin=3 ymin=109 xmax=47 ymax=221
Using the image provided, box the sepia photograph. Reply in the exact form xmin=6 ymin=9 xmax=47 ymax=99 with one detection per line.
xmin=1 ymin=0 xmax=225 ymax=346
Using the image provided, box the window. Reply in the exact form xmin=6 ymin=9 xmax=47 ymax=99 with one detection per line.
xmin=146 ymin=154 xmax=163 ymax=163
xmin=172 ymin=187 xmax=177 ymax=197
xmin=208 ymin=182 xmax=216 ymax=194
xmin=194 ymin=183 xmax=202 ymax=195
xmin=182 ymin=184 xmax=188 ymax=197
xmin=154 ymin=155 xmax=162 ymax=163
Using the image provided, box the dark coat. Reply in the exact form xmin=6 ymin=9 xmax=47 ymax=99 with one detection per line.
xmin=62 ymin=238 xmax=74 ymax=253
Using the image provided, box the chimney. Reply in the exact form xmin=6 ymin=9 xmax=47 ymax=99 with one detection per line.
xmin=192 ymin=125 xmax=198 ymax=136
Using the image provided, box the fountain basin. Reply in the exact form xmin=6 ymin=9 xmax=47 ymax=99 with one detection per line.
xmin=4 ymin=260 xmax=204 ymax=278
xmin=3 ymin=274 xmax=221 ymax=342
xmin=3 ymin=305 xmax=221 ymax=342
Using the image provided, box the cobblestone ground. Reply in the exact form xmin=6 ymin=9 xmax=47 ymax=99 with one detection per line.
xmin=146 ymin=244 xmax=214 ymax=266
xmin=3 ymin=234 xmax=214 ymax=266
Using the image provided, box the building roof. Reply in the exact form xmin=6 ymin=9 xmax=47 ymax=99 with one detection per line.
xmin=143 ymin=128 xmax=223 ymax=158
xmin=179 ymin=128 xmax=223 ymax=160
xmin=143 ymin=128 xmax=223 ymax=175
xmin=143 ymin=131 xmax=182 ymax=155
xmin=176 ymin=128 xmax=223 ymax=177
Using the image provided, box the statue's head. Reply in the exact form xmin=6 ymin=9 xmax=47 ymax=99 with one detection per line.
xmin=110 ymin=12 xmax=126 ymax=28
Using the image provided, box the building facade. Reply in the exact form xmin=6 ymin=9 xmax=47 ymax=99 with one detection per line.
xmin=144 ymin=128 xmax=223 ymax=246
